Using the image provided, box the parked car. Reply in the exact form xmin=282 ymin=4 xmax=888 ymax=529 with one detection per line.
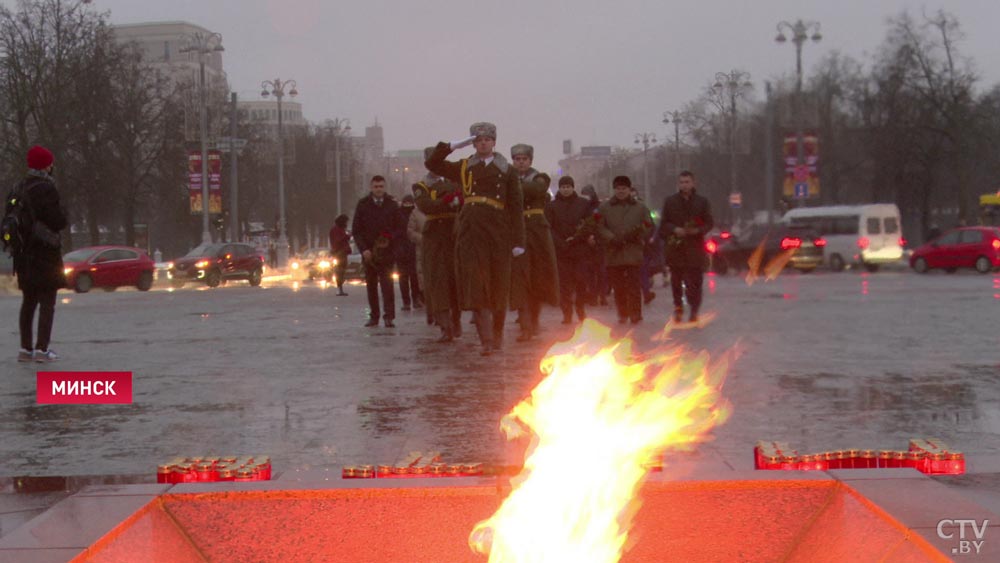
xmin=62 ymin=246 xmax=155 ymax=293
xmin=167 ymin=243 xmax=264 ymax=288
xmin=910 ymin=227 xmax=1000 ymax=274
xmin=715 ymin=225 xmax=826 ymax=273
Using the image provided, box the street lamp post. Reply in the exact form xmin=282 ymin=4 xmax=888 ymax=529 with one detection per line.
xmin=326 ymin=119 xmax=351 ymax=217
xmin=776 ymin=19 xmax=822 ymax=204
xmin=633 ymin=132 xmax=656 ymax=203
xmin=260 ymin=78 xmax=298 ymax=268
xmin=713 ymin=70 xmax=753 ymax=219
xmin=179 ymin=32 xmax=224 ymax=245
xmin=662 ymin=110 xmax=683 ymax=178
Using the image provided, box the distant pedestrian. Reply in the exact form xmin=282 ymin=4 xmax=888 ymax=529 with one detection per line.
xmin=396 ymin=194 xmax=423 ymax=311
xmin=597 ymin=176 xmax=652 ymax=324
xmin=352 ymin=175 xmax=400 ymax=328
xmin=546 ymin=175 xmax=594 ymax=324
xmin=508 ymin=143 xmax=558 ymax=342
xmin=425 ymin=122 xmax=525 ymax=356
xmin=328 ymin=214 xmax=351 ymax=296
xmin=8 ymin=146 xmax=68 ymax=362
xmin=659 ymin=170 xmax=713 ymax=323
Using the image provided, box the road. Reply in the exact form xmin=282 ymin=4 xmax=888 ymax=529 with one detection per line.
xmin=1 ymin=268 xmax=998 ymax=483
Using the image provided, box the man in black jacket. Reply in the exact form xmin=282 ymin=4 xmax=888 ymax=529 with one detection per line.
xmin=351 ymin=175 xmax=400 ymax=328
xmin=658 ymin=170 xmax=713 ymax=323
xmin=545 ymin=176 xmax=594 ymax=324
xmin=10 ymin=146 xmax=68 ymax=362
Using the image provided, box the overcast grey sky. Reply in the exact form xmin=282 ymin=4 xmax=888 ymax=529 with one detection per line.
xmin=25 ymin=1 xmax=1000 ymax=173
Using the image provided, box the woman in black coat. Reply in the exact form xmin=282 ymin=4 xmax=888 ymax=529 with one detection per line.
xmin=12 ymin=146 xmax=67 ymax=362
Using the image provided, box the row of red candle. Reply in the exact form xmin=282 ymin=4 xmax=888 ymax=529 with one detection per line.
xmin=342 ymin=462 xmax=485 ymax=479
xmin=908 ymin=438 xmax=965 ymax=474
xmin=157 ymin=456 xmax=272 ymax=483
xmin=756 ymin=450 xmax=965 ymax=474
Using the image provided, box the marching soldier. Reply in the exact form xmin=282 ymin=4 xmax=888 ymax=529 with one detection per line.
xmin=425 ymin=122 xmax=525 ymax=356
xmin=412 ymin=147 xmax=462 ymax=342
xmin=508 ymin=143 xmax=559 ymax=341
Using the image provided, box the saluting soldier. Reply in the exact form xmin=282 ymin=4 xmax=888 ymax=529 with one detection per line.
xmin=425 ymin=122 xmax=525 ymax=356
xmin=412 ymin=146 xmax=463 ymax=342
xmin=508 ymin=143 xmax=559 ymax=341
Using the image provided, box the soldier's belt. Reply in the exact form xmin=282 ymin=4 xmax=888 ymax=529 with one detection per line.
xmin=465 ymin=196 xmax=505 ymax=210
xmin=523 ymin=208 xmax=545 ymax=217
xmin=425 ymin=212 xmax=458 ymax=221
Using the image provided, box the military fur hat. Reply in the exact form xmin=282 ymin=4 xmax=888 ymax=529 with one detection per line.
xmin=510 ymin=144 xmax=533 ymax=159
xmin=469 ymin=122 xmax=497 ymax=140
xmin=423 ymin=146 xmax=436 ymax=161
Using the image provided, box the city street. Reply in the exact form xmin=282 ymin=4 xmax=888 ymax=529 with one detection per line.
xmin=2 ymin=267 xmax=998 ymax=480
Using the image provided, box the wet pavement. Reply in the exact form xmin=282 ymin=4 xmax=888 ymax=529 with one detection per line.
xmin=1 ymin=268 xmax=998 ymax=507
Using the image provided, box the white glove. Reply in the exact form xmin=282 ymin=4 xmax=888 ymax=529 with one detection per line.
xmin=512 ymin=247 xmax=525 ymax=257
xmin=449 ymin=135 xmax=476 ymax=150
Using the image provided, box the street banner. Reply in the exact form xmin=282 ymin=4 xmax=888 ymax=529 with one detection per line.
xmin=189 ymin=150 xmax=223 ymax=214
xmin=782 ymin=133 xmax=820 ymax=199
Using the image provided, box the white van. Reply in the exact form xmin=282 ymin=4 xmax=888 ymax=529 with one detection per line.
xmin=781 ymin=204 xmax=904 ymax=272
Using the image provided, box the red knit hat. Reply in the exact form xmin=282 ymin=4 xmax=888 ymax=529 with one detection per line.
xmin=27 ymin=145 xmax=54 ymax=170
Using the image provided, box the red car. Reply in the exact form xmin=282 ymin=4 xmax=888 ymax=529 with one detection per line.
xmin=167 ymin=242 xmax=264 ymax=288
xmin=62 ymin=245 xmax=155 ymax=293
xmin=910 ymin=227 xmax=1000 ymax=274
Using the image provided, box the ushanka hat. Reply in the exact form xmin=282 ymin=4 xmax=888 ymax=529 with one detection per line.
xmin=510 ymin=144 xmax=533 ymax=159
xmin=469 ymin=122 xmax=497 ymax=140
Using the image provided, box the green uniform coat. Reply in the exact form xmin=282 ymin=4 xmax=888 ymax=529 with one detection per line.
xmin=510 ymin=168 xmax=559 ymax=309
xmin=425 ymin=142 xmax=525 ymax=311
xmin=596 ymin=197 xmax=653 ymax=267
xmin=412 ymin=175 xmax=460 ymax=315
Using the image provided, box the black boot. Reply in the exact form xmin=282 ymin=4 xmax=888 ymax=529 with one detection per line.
xmin=492 ymin=309 xmax=505 ymax=350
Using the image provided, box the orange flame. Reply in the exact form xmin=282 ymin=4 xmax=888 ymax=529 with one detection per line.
xmin=470 ymin=320 xmax=732 ymax=562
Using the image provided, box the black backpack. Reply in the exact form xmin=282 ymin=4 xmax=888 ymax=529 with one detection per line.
xmin=2 ymin=181 xmax=36 ymax=257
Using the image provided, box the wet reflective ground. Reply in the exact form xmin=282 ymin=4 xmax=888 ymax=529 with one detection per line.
xmin=1 ymin=269 xmax=998 ymax=478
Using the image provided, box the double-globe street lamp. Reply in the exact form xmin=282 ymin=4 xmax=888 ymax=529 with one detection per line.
xmin=776 ymin=19 xmax=822 ymax=202
xmin=179 ymin=32 xmax=224 ymax=244
xmin=633 ymin=132 xmax=656 ymax=204
xmin=260 ymin=78 xmax=298 ymax=268
xmin=713 ymin=70 xmax=753 ymax=217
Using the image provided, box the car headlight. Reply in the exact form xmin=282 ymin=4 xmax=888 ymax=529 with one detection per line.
xmin=63 ymin=267 xmax=73 ymax=276
xmin=195 ymin=260 xmax=209 ymax=268
xmin=318 ymin=260 xmax=331 ymax=269
xmin=291 ymin=261 xmax=300 ymax=269
xmin=332 ymin=258 xmax=338 ymax=266
xmin=166 ymin=262 xmax=174 ymax=269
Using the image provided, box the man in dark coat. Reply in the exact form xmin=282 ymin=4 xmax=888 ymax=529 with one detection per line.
xmin=395 ymin=194 xmax=423 ymax=311
xmin=425 ymin=122 xmax=525 ymax=356
xmin=508 ymin=143 xmax=558 ymax=342
xmin=351 ymin=175 xmax=401 ymax=328
xmin=545 ymin=175 xmax=594 ymax=324
xmin=658 ymin=170 xmax=714 ymax=323
xmin=412 ymin=146 xmax=462 ymax=342
xmin=10 ymin=146 xmax=68 ymax=362
xmin=580 ymin=184 xmax=607 ymax=306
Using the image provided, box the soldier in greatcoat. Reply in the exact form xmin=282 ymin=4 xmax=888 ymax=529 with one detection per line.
xmin=425 ymin=122 xmax=525 ymax=355
xmin=412 ymin=146 xmax=462 ymax=342
xmin=508 ymin=143 xmax=559 ymax=341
